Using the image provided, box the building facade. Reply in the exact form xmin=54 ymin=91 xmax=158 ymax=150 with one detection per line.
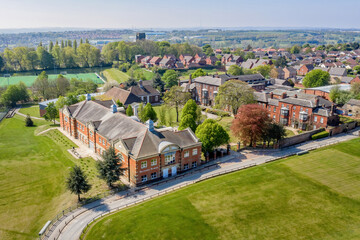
xmin=59 ymin=97 xmax=202 ymax=186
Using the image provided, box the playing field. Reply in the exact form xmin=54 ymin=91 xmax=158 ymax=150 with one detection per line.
xmin=102 ymin=68 xmax=129 ymax=83
xmin=0 ymin=73 xmax=103 ymax=87
xmin=84 ymin=138 xmax=360 ymax=240
xmin=0 ymin=115 xmax=108 ymax=240
xmin=18 ymin=104 xmax=41 ymax=118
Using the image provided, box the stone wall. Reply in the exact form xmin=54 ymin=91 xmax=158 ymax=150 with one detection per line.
xmin=328 ymin=121 xmax=357 ymax=136
xmin=279 ymin=128 xmax=324 ymax=148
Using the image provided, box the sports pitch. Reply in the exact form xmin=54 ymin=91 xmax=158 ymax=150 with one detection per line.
xmin=0 ymin=73 xmax=103 ymax=87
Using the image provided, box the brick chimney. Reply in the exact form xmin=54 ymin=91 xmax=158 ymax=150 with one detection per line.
xmin=294 ymin=94 xmax=298 ymax=98
xmin=270 ymin=92 xmax=274 ymax=99
xmin=315 ymin=96 xmax=320 ymax=107
xmin=281 ymin=92 xmax=287 ymax=99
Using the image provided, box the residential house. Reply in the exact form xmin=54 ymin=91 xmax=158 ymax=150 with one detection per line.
xmin=149 ymin=56 xmax=162 ymax=67
xmin=129 ymin=80 xmax=160 ymax=104
xmin=344 ymin=99 xmax=360 ymax=116
xmin=297 ymin=64 xmax=314 ymax=76
xmin=283 ymin=67 xmax=297 ymax=79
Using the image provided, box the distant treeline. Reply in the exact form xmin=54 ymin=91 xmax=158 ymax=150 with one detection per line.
xmin=0 ymin=40 xmax=202 ymax=73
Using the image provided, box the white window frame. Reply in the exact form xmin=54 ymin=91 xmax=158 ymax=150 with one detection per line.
xmin=141 ymin=161 xmax=147 ymax=169
xmin=165 ymin=153 xmax=176 ymax=165
xmin=192 ymin=149 xmax=198 ymax=156
xmin=151 ymin=159 xmax=157 ymax=166
xmin=184 ymin=151 xmax=189 ymax=158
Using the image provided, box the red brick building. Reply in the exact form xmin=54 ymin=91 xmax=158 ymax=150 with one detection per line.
xmin=59 ymin=98 xmax=201 ymax=186
xmin=255 ymin=91 xmax=339 ymax=130
xmin=297 ymin=64 xmax=314 ymax=76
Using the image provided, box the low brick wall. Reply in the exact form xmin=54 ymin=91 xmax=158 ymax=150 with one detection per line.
xmin=328 ymin=121 xmax=357 ymax=136
xmin=279 ymin=128 xmax=324 ymax=148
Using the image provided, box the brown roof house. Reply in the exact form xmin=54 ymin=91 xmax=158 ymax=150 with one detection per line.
xmin=59 ymin=99 xmax=202 ymax=186
xmin=129 ymin=80 xmax=160 ymax=104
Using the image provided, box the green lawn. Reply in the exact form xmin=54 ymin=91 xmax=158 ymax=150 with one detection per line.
xmin=153 ymin=105 xmax=181 ymax=127
xmin=179 ymin=69 xmax=225 ymax=80
xmin=85 ymin=138 xmax=360 ymax=240
xmin=0 ymin=73 xmax=103 ymax=87
xmin=102 ymin=68 xmax=129 ymax=83
xmin=0 ymin=115 xmax=108 ymax=240
xmin=217 ymin=116 xmax=237 ymax=143
xmin=285 ymin=129 xmax=296 ymax=137
xmin=19 ymin=104 xmax=41 ymax=118
xmin=133 ymin=68 xmax=155 ymax=80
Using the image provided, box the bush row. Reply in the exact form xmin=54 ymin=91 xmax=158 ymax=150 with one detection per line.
xmin=201 ymin=107 xmax=231 ymax=117
xmin=311 ymin=131 xmax=329 ymax=140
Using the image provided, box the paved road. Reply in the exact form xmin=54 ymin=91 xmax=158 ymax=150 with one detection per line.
xmin=46 ymin=130 xmax=359 ymax=240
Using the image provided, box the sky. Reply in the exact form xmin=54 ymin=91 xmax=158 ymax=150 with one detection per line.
xmin=0 ymin=0 xmax=359 ymax=29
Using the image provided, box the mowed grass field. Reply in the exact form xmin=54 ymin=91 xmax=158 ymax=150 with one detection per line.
xmin=102 ymin=68 xmax=129 ymax=83
xmin=0 ymin=73 xmax=103 ymax=87
xmin=18 ymin=104 xmax=41 ymax=118
xmin=85 ymin=138 xmax=360 ymax=240
xmin=0 ymin=115 xmax=107 ymax=240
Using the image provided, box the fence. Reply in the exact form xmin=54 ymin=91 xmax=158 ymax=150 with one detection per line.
xmin=0 ymin=108 xmax=9 ymax=123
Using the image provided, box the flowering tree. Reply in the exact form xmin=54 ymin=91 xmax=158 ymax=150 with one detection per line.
xmin=231 ymin=104 xmax=271 ymax=147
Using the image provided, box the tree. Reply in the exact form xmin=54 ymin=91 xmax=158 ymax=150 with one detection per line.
xmin=351 ymin=82 xmax=360 ymax=97
xmin=66 ymin=165 xmax=91 ymax=202
xmin=25 ymin=114 xmax=34 ymax=127
xmin=158 ymin=105 xmax=167 ymax=126
xmin=55 ymin=75 xmax=70 ymax=97
xmin=66 ymin=93 xmax=79 ymax=105
xmin=116 ymin=100 xmax=123 ymax=107
xmin=191 ymin=68 xmax=207 ymax=79
xmin=103 ymin=80 xmax=119 ymax=92
xmin=329 ymin=85 xmax=341 ymax=102
xmin=140 ymin=103 xmax=158 ymax=122
xmin=354 ymin=65 xmax=360 ymax=74
xmin=202 ymin=44 xmax=214 ymax=56
xmin=274 ymin=56 xmax=287 ymax=67
xmin=124 ymin=77 xmax=137 ymax=89
xmin=33 ymin=71 xmax=50 ymax=99
xmin=55 ymin=96 xmax=67 ymax=109
xmin=195 ymin=119 xmax=230 ymax=153
xmin=251 ymin=65 xmax=272 ymax=78
xmin=179 ymin=99 xmax=201 ymax=132
xmin=216 ymin=80 xmax=255 ymax=115
xmin=167 ymin=108 xmax=174 ymax=126
xmin=162 ymin=70 xmax=179 ymax=88
xmin=228 ymin=65 xmax=244 ymax=76
xmin=97 ymin=147 xmax=125 ymax=188
xmin=126 ymin=105 xmax=133 ymax=116
xmin=262 ymin=123 xmax=286 ymax=147
xmin=245 ymin=52 xmax=255 ymax=60
xmin=290 ymin=45 xmax=301 ymax=54
xmin=0 ymin=82 xmax=29 ymax=107
xmin=163 ymin=86 xmax=191 ymax=122
xmin=231 ymin=104 xmax=271 ymax=147
xmin=302 ymin=69 xmax=330 ymax=88
xmin=152 ymin=73 xmax=165 ymax=92
xmin=44 ymin=102 xmax=58 ymax=124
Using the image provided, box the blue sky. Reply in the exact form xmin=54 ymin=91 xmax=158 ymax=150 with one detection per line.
xmin=0 ymin=0 xmax=359 ymax=29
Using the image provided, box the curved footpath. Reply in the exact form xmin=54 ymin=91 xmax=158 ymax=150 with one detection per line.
xmin=47 ymin=130 xmax=359 ymax=240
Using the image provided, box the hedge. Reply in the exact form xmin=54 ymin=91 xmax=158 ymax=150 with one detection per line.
xmin=200 ymin=107 xmax=230 ymax=117
xmin=311 ymin=131 xmax=329 ymax=140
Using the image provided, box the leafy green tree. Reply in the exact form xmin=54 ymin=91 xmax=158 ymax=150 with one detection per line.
xmin=116 ymin=100 xmax=123 ymax=107
xmin=37 ymin=46 xmax=54 ymax=69
xmin=66 ymin=93 xmax=79 ymax=105
xmin=126 ymin=105 xmax=134 ymax=116
xmin=274 ymin=56 xmax=287 ymax=67
xmin=290 ymin=45 xmax=301 ymax=54
xmin=302 ymin=69 xmax=330 ymax=88
xmin=162 ymin=70 xmax=179 ymax=88
xmin=55 ymin=96 xmax=67 ymax=109
xmin=228 ymin=65 xmax=244 ymax=76
xmin=179 ymin=99 xmax=201 ymax=132
xmin=97 ymin=147 xmax=125 ymax=188
xmin=124 ymin=77 xmax=137 ymax=89
xmin=0 ymin=82 xmax=29 ymax=107
xmin=78 ymin=95 xmax=86 ymax=101
xmin=140 ymin=103 xmax=158 ymax=122
xmin=251 ymin=65 xmax=272 ymax=78
xmin=191 ymin=68 xmax=207 ymax=79
xmin=245 ymin=52 xmax=255 ymax=60
xmin=216 ymin=80 xmax=255 ymax=115
xmin=25 ymin=114 xmax=34 ymax=127
xmin=167 ymin=108 xmax=174 ymax=126
xmin=152 ymin=73 xmax=165 ymax=92
xmin=44 ymin=102 xmax=58 ymax=124
xmin=195 ymin=119 xmax=230 ymax=153
xmin=215 ymin=61 xmax=222 ymax=67
xmin=262 ymin=123 xmax=286 ymax=147
xmin=163 ymin=86 xmax=191 ymax=122
xmin=33 ymin=71 xmax=49 ymax=99
xmin=202 ymin=44 xmax=214 ymax=56
xmin=158 ymin=105 xmax=167 ymax=126
xmin=329 ymin=86 xmax=341 ymax=102
xmin=353 ymin=65 xmax=360 ymax=74
xmin=66 ymin=165 xmax=91 ymax=202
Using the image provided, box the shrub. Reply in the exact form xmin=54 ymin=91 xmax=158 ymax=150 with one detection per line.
xmin=25 ymin=114 xmax=34 ymax=127
xmin=311 ymin=131 xmax=329 ymax=140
